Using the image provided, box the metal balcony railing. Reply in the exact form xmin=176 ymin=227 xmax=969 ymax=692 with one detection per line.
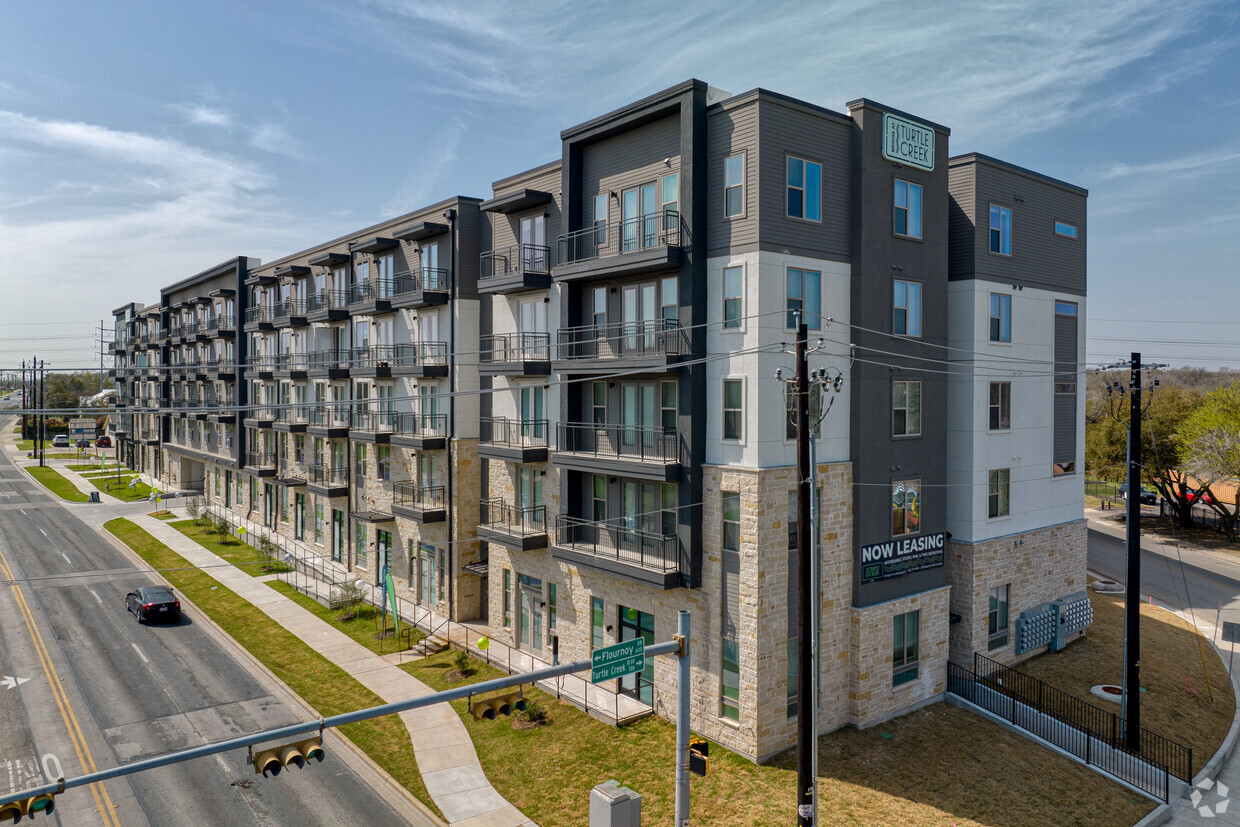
xmin=557 ymin=423 xmax=678 ymax=463
xmin=206 ymin=315 xmax=235 ymax=333
xmin=554 ymin=515 xmax=679 ymax=573
xmin=558 ymin=209 xmax=680 ymax=265
xmin=309 ymin=464 xmax=348 ymax=486
xmin=480 ymin=499 xmax=547 ymax=535
xmin=306 ymin=289 xmax=348 ymax=314
xmin=393 ymin=482 xmax=445 ymax=510
xmin=480 ymin=417 xmax=548 ymax=448
xmin=349 ymin=343 xmax=448 ymax=370
xmin=348 ymin=279 xmax=395 ymax=303
xmin=393 ymin=412 xmax=447 ymax=438
xmin=393 ymin=267 xmax=449 ymax=296
xmin=245 ymin=451 xmax=277 ymax=469
xmin=244 ymin=306 xmax=273 ymax=324
xmin=480 ymin=332 xmax=551 ymax=363
xmin=480 ymin=243 xmax=551 ymax=280
xmin=556 ymin=319 xmax=686 ymax=361
xmin=272 ymin=299 xmax=306 ymax=320
xmin=308 ymin=349 xmax=350 ymax=371
xmin=349 ymin=408 xmax=397 ymax=432
xmin=307 ymin=404 xmax=351 ymax=428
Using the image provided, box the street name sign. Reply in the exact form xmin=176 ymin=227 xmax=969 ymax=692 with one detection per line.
xmin=591 ymin=638 xmax=644 ymax=683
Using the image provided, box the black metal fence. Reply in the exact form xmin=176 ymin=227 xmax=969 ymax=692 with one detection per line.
xmin=948 ymin=653 xmax=1192 ymax=801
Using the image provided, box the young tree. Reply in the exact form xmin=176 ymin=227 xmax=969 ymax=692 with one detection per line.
xmin=1179 ymin=383 xmax=1240 ymax=541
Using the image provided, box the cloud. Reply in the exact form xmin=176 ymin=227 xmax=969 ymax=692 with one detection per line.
xmin=1100 ymin=150 xmax=1240 ymax=180
xmin=179 ymin=104 xmax=233 ymax=128
xmin=249 ymin=120 xmax=313 ymax=162
xmin=381 ymin=117 xmax=467 ymax=216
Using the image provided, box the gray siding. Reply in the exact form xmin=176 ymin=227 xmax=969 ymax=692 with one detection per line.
xmin=949 ymin=158 xmax=1087 ymax=296
xmin=1053 ymin=308 xmax=1078 ymax=465
xmin=947 ymin=164 xmax=976 ymax=279
xmin=706 ymin=100 xmax=759 ymax=255
xmin=757 ymin=100 xmax=851 ymax=260
xmin=486 ymin=165 xmax=563 ymax=259
xmin=582 ymin=114 xmax=681 ymax=214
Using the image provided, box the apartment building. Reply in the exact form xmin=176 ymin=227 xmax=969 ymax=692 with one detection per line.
xmin=109 ymin=79 xmax=1088 ymax=765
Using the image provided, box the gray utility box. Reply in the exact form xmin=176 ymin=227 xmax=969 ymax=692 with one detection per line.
xmin=590 ymin=779 xmax=641 ymax=827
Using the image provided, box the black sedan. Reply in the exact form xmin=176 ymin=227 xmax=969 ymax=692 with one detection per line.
xmin=126 ymin=586 xmax=181 ymax=623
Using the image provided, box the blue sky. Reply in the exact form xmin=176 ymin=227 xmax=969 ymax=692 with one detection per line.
xmin=2 ymin=0 xmax=1237 ymax=372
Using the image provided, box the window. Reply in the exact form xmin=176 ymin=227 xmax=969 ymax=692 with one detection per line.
xmin=355 ymin=443 xmax=366 ymax=480
xmin=1054 ymin=221 xmax=1078 ymax=238
xmin=592 ymin=597 xmax=604 ymax=648
xmin=356 ymin=523 xmax=368 ymax=568
xmin=989 ymin=293 xmax=1011 ymax=342
xmin=893 ymin=279 xmax=921 ymax=336
xmin=893 ymin=611 xmax=920 ymax=686
xmin=662 ymin=173 xmax=678 ymax=230
xmin=988 ymin=585 xmax=1010 ymax=650
xmin=894 ymin=179 xmax=923 ymax=238
xmin=724 ymin=153 xmax=744 ymax=217
xmin=989 ymin=382 xmax=1011 ymax=430
xmin=661 ymin=381 xmax=677 ymax=434
xmin=722 ymin=379 xmax=743 ymax=441
xmin=592 ymin=286 xmax=606 ymax=329
xmin=721 ymin=638 xmax=740 ymax=721
xmin=591 ymin=382 xmax=606 ymax=426
xmin=315 ymin=502 xmax=324 ymax=542
xmin=989 ymin=469 xmax=1010 ymax=518
xmin=786 ymin=268 xmax=821 ymax=330
xmin=593 ymin=194 xmax=608 ymax=245
xmin=722 ymin=266 xmax=742 ymax=329
xmin=892 ymin=380 xmax=921 ymax=436
xmin=503 ymin=568 xmax=512 ymax=628
xmin=786 ymin=156 xmax=822 ymax=221
xmin=548 ymin=583 xmax=557 ymax=642
xmin=722 ymin=491 xmax=740 ymax=551
xmin=989 ymin=204 xmax=1012 ymax=255
xmin=892 ymin=479 xmax=920 ymax=536
xmin=377 ymin=446 xmax=391 ymax=482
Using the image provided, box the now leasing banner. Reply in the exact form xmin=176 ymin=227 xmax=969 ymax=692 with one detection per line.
xmin=859 ymin=531 xmax=947 ymax=583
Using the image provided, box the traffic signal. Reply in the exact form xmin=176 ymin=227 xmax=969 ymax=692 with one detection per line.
xmin=0 ymin=792 xmax=56 ymax=820
xmin=689 ymin=738 xmax=710 ymax=777
xmin=470 ymin=689 xmax=528 ymax=720
xmin=252 ymin=737 xmax=325 ymax=776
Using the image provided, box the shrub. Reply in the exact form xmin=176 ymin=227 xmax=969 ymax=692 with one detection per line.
xmin=212 ymin=515 xmax=231 ymax=545
xmin=521 ymin=700 xmax=547 ymax=724
xmin=452 ymin=650 xmax=470 ymax=673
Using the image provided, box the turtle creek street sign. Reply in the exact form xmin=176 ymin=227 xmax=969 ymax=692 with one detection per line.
xmin=591 ymin=638 xmax=645 ymax=683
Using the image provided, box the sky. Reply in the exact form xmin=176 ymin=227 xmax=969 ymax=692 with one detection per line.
xmin=1 ymin=0 xmax=1238 ymax=374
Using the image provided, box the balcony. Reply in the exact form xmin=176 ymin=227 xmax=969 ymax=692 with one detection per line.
xmin=307 ymin=464 xmax=349 ymax=497
xmin=245 ymin=450 xmax=277 ymax=476
xmin=477 ymin=500 xmax=548 ymax=550
xmin=272 ymin=299 xmax=308 ymax=328
xmin=205 ymin=355 xmax=235 ymax=380
xmin=554 ymin=423 xmax=680 ymax=480
xmin=277 ymin=463 xmax=308 ymax=487
xmin=347 ymin=279 xmax=393 ymax=314
xmin=554 ymin=210 xmax=681 ymax=282
xmin=554 ymin=319 xmax=686 ymax=373
xmin=392 ymin=482 xmax=446 ymax=523
xmin=349 ymin=409 xmax=395 ymax=443
xmin=206 ymin=314 xmax=236 ymax=337
xmin=183 ymin=356 xmax=206 ymax=380
xmin=306 ymin=289 xmax=349 ymax=322
xmin=307 ymin=348 xmax=350 ymax=379
xmin=552 ymin=515 xmax=681 ymax=589
xmin=243 ymin=305 xmax=274 ymax=332
xmin=306 ymin=403 xmax=351 ymax=437
xmin=350 ymin=344 xmax=448 ymax=379
xmin=194 ymin=321 xmax=212 ymax=340
xmin=479 ymin=333 xmax=551 ymax=376
xmin=391 ymin=412 xmax=448 ymax=450
xmin=252 ymin=355 xmax=275 ymax=380
xmin=274 ymin=404 xmax=310 ymax=433
xmin=391 ymin=268 xmax=450 ymax=309
xmin=478 ymin=418 xmax=548 ymax=463
xmin=479 ymin=243 xmax=553 ymax=294
xmin=271 ymin=353 xmax=309 ymax=379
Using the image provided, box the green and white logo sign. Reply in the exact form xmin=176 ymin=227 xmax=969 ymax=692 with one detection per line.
xmin=882 ymin=113 xmax=934 ymax=171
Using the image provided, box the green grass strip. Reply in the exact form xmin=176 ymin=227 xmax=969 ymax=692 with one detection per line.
xmin=87 ymin=476 xmax=154 ymax=502
xmin=269 ymin=580 xmax=424 ymax=656
xmin=103 ymin=518 xmax=442 ymax=820
xmin=27 ymin=466 xmax=89 ymax=502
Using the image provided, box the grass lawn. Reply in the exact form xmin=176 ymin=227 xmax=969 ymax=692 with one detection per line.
xmin=103 ymin=518 xmax=443 ymax=821
xmin=68 ymin=462 xmax=127 ymax=472
xmin=167 ymin=519 xmax=290 ymax=574
xmin=400 ymin=651 xmax=1154 ymax=827
xmin=27 ymin=466 xmax=89 ymax=502
xmin=87 ymin=475 xmax=154 ymax=502
xmin=269 ymin=580 xmax=423 ymax=655
xmin=1017 ymin=586 xmax=1233 ymax=776
xmin=149 ymin=510 xmax=177 ymax=520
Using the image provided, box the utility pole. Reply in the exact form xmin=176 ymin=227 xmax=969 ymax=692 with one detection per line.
xmin=20 ymin=360 xmax=26 ymax=443
xmin=794 ymin=314 xmax=814 ymax=826
xmin=38 ymin=358 xmax=46 ymax=467
xmin=1123 ymin=352 xmax=1142 ymax=749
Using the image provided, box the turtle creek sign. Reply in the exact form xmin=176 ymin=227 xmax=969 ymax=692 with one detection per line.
xmin=882 ymin=113 xmax=935 ymax=171
xmin=591 ymin=638 xmax=645 ymax=683
xmin=860 ymin=531 xmax=947 ymax=583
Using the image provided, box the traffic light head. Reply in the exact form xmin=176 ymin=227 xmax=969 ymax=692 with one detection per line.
xmin=689 ymin=738 xmax=710 ymax=777
xmin=471 ymin=689 xmax=528 ymax=721
xmin=0 ymin=792 xmax=56 ymax=820
xmin=506 ymin=692 xmax=528 ymax=713
xmin=253 ymin=737 xmax=324 ymax=775
xmin=471 ymin=700 xmax=498 ymax=721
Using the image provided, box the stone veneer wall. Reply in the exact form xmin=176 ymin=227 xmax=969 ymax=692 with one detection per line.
xmin=944 ymin=519 xmax=1088 ymax=667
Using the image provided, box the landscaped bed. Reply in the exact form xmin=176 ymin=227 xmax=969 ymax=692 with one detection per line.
xmin=167 ymin=518 xmax=290 ymax=574
xmin=269 ymin=580 xmax=423 ymax=655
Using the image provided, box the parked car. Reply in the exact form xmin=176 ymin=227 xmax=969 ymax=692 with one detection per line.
xmin=1119 ymin=484 xmax=1157 ymax=505
xmin=1186 ymin=489 xmax=1217 ymax=505
xmin=125 ymin=586 xmax=181 ymax=624
xmin=96 ymin=435 xmax=112 ymax=448
xmin=51 ymin=434 xmax=70 ymax=447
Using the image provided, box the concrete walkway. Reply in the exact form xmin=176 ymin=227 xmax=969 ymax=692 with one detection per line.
xmin=9 ymin=439 xmax=534 ymax=827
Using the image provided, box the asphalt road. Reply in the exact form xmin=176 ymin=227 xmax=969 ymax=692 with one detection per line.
xmin=0 ymin=447 xmax=422 ymax=824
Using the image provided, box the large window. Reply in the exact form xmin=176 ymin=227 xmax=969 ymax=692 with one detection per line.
xmin=892 ymin=380 xmax=921 ymax=437
xmin=786 ymin=156 xmax=822 ymax=221
xmin=377 ymin=445 xmax=391 ymax=482
xmin=722 ymin=491 xmax=740 ymax=551
xmin=989 ymin=204 xmax=1012 ymax=255
xmin=356 ymin=523 xmax=368 ymax=568
xmin=592 ymin=596 xmax=604 ymax=649
xmin=722 ymin=379 xmax=743 ymax=441
xmin=503 ymin=568 xmax=512 ymax=628
xmin=893 ymin=611 xmax=920 ymax=686
xmin=892 ymin=479 xmax=920 ymax=536
xmin=988 ymin=585 xmax=1010 ymax=650
xmin=724 ymin=153 xmax=745 ymax=217
xmin=786 ymin=268 xmax=822 ymax=330
xmin=989 ymin=469 xmax=1010 ymax=518
xmin=893 ymin=279 xmax=921 ymax=336
xmin=722 ymin=266 xmax=743 ymax=329
xmin=721 ymin=639 xmax=741 ymax=721
xmin=593 ymin=194 xmax=608 ymax=245
xmin=989 ymin=293 xmax=1011 ymax=342
xmin=894 ymin=179 xmax=923 ymax=238
xmin=989 ymin=382 xmax=1011 ymax=430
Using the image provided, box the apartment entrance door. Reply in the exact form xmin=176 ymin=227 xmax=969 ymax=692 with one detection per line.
xmin=331 ymin=509 xmax=344 ymax=563
xmin=418 ymin=544 xmax=435 ymax=605
xmin=518 ymin=574 xmax=543 ymax=655
xmin=618 ymin=605 xmax=654 ymax=705
xmin=263 ymin=483 xmax=274 ymax=527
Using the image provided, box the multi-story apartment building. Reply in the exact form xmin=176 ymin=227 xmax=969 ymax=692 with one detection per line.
xmin=109 ymin=79 xmax=1087 ymax=766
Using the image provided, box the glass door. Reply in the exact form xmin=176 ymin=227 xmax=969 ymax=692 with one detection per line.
xmin=621 ymin=188 xmax=639 ymax=251
xmin=518 ymin=574 xmax=543 ymax=654
xmin=418 ymin=545 xmax=435 ymax=605
xmin=332 ymin=509 xmax=344 ymax=563
xmin=263 ymin=483 xmax=274 ymax=527
xmin=618 ymin=606 xmax=654 ymax=705
xmin=294 ymin=493 xmax=305 ymax=540
xmin=519 ymin=215 xmax=546 ymax=272
xmin=641 ymin=182 xmax=657 ymax=248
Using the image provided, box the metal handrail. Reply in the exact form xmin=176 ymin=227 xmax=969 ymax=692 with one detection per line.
xmin=393 ymin=267 xmax=449 ymax=295
xmin=480 ymin=417 xmax=548 ymax=447
xmin=245 ymin=451 xmax=276 ymax=468
xmin=308 ymin=464 xmax=348 ymax=485
xmin=393 ymin=412 xmax=447 ymax=438
xmin=556 ymin=318 xmax=686 ymax=360
xmin=480 ymin=332 xmax=551 ymax=363
xmin=480 ymin=499 xmax=547 ymax=535
xmin=557 ymin=422 xmax=677 ymax=463
xmin=306 ymin=289 xmax=348 ymax=313
xmin=480 ymin=243 xmax=551 ymax=279
xmin=348 ymin=279 xmax=396 ymax=303
xmin=393 ymin=482 xmax=445 ymax=509
xmin=554 ymin=515 xmax=679 ymax=573
xmin=558 ymin=208 xmax=680 ymax=265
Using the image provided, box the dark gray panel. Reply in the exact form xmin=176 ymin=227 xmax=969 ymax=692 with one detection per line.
xmin=947 ymin=164 xmax=976 ymax=279
xmin=757 ymin=100 xmax=851 ymax=259
xmin=1054 ymin=312 xmax=1077 ymax=377
xmin=454 ymin=201 xmax=482 ymax=300
xmin=486 ymin=165 xmax=563 ymax=258
xmin=582 ymin=115 xmax=680 ymax=203
xmin=1054 ymin=394 xmax=1076 ymax=463
xmin=705 ymin=100 xmax=758 ymax=255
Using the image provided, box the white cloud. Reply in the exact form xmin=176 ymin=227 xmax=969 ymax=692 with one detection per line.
xmin=381 ymin=117 xmax=467 ymax=216
xmin=180 ymin=104 xmax=233 ymax=128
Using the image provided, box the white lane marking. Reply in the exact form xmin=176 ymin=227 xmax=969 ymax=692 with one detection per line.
xmin=42 ymin=753 xmax=62 ymax=782
xmin=1 ymin=675 xmax=30 ymax=690
xmin=61 ymin=553 xmax=70 ymax=564
xmin=38 ymin=527 xmax=48 ymax=538
xmin=87 ymin=588 xmax=103 ymax=606
xmin=131 ymin=643 xmax=150 ymax=664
